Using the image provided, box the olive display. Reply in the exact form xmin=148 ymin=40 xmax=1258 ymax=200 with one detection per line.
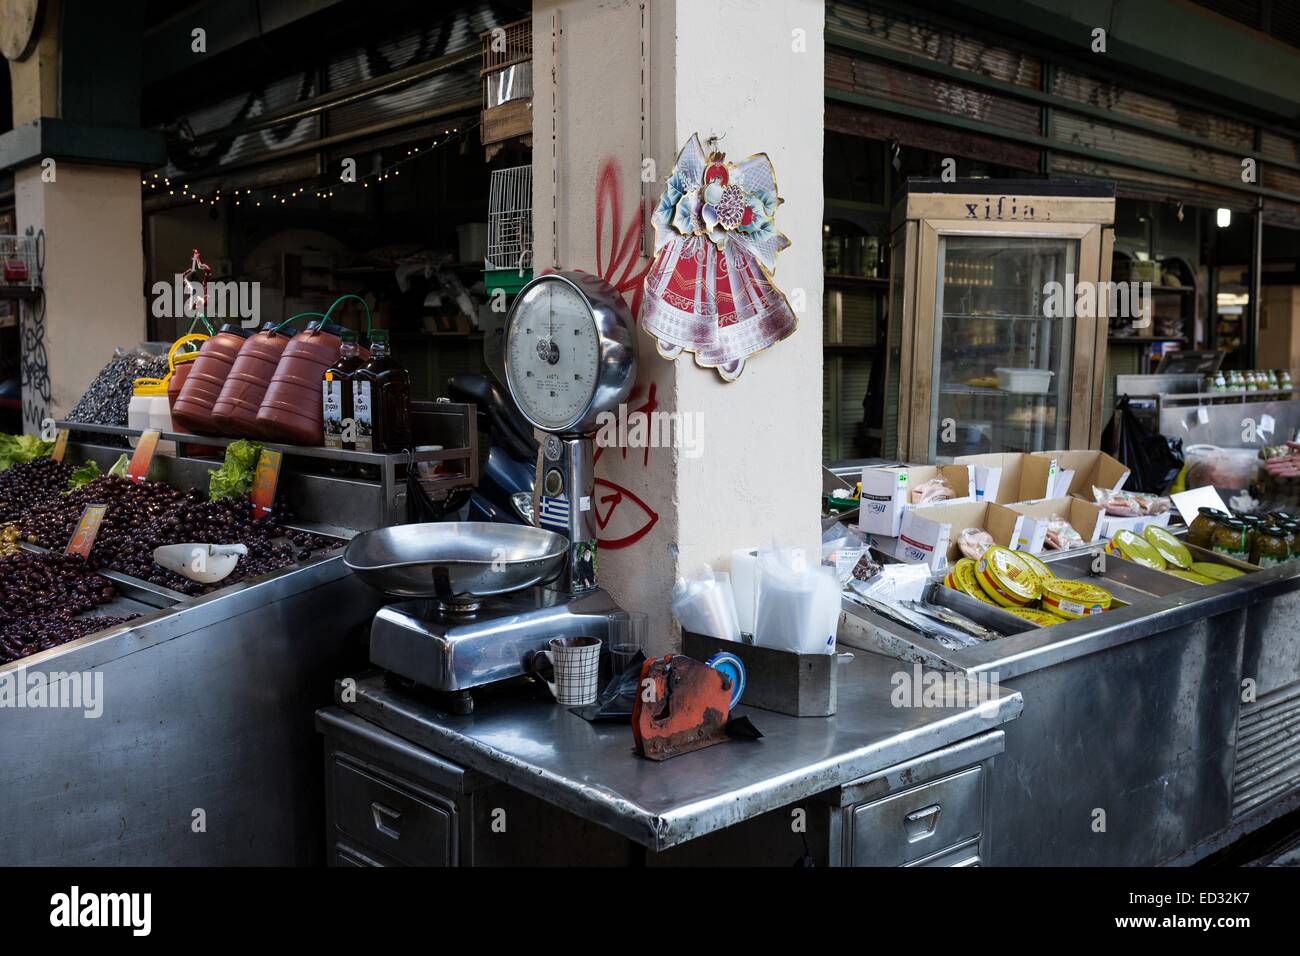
xmin=0 ymin=551 xmax=134 ymax=664
xmin=0 ymin=458 xmax=78 ymax=523
xmin=17 ymin=476 xmax=338 ymax=596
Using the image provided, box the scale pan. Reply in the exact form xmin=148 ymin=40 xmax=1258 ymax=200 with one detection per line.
xmin=344 ymin=522 xmax=568 ymax=600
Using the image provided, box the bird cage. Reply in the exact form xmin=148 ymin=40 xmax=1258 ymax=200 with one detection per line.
xmin=0 ymin=234 xmax=38 ymax=292
xmin=486 ymin=165 xmax=533 ymax=272
xmin=479 ymin=18 xmax=532 ymax=161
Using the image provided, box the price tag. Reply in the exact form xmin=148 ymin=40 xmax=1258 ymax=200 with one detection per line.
xmin=250 ymin=448 xmax=283 ymax=521
xmin=127 ymin=429 xmax=161 ymax=483
xmin=1196 ymin=406 xmax=1210 ymax=425
xmin=65 ymin=503 xmax=108 ymax=558
xmin=51 ymin=428 xmax=70 ymax=462
xmin=1261 ymin=413 xmax=1276 ymax=437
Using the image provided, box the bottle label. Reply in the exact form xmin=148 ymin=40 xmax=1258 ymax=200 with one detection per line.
xmin=354 ymin=381 xmax=374 ymax=452
xmin=322 ymin=379 xmax=343 ymax=449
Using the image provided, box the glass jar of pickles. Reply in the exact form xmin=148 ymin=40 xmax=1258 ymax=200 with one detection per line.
xmin=1254 ymin=525 xmax=1290 ymax=568
xmin=1187 ymin=507 xmax=1229 ymax=550
xmin=1212 ymin=518 xmax=1251 ymax=561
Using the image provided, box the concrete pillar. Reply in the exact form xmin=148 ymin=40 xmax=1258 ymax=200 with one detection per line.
xmin=532 ymin=0 xmax=823 ymax=651
xmin=13 ymin=163 xmax=147 ymax=425
xmin=4 ymin=0 xmax=155 ymax=429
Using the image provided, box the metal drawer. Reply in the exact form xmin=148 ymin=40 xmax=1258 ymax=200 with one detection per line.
xmin=905 ymin=837 xmax=981 ymax=867
xmin=850 ymin=766 xmax=983 ymax=866
xmin=331 ymin=757 xmax=456 ymax=866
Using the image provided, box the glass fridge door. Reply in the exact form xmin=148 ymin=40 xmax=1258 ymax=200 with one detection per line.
xmin=930 ymin=234 xmax=1078 ymax=461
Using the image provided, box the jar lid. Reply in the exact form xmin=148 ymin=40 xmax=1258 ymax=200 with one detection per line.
xmin=1143 ymin=525 xmax=1193 ymax=569
xmin=1197 ymin=507 xmax=1229 ymax=518
xmin=1107 ymin=529 xmax=1168 ymax=571
xmin=218 ymin=323 xmax=251 ymax=337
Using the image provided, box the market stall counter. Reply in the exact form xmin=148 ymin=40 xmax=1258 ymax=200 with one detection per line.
xmin=315 ymin=651 xmax=1022 ymax=866
xmin=840 ymin=536 xmax=1300 ymax=866
xmin=0 ymin=402 xmax=476 ymax=866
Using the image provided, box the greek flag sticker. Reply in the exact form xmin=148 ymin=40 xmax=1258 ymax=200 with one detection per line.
xmin=539 ymin=494 xmax=570 ymax=530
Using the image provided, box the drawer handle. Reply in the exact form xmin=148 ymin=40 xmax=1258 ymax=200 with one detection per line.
xmin=904 ymin=804 xmax=942 ymax=842
xmin=371 ymin=801 xmax=403 ymax=840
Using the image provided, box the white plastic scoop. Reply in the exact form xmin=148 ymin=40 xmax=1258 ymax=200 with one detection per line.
xmin=152 ymin=543 xmax=248 ymax=584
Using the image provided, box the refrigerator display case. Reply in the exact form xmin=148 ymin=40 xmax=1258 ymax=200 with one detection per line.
xmin=885 ymin=180 xmax=1116 ymax=462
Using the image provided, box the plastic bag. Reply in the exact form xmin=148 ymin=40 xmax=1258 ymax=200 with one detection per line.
xmin=1093 ymin=487 xmax=1171 ymax=517
xmin=670 ymin=562 xmax=741 ymax=642
xmin=1101 ymin=395 xmax=1184 ymax=493
xmin=909 ymin=476 xmax=955 ymax=505
xmin=821 ymin=521 xmax=868 ymax=585
xmin=1183 ymin=443 xmax=1259 ymax=494
xmin=1044 ymin=515 xmax=1084 ymax=550
xmin=957 ymin=527 xmax=994 ymax=560
xmin=754 ymin=545 xmax=839 ymax=655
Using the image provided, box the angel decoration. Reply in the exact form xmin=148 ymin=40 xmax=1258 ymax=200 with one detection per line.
xmin=640 ymin=134 xmax=797 ymax=381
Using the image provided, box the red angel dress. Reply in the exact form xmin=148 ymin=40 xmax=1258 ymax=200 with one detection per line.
xmin=640 ymin=134 xmax=796 ymax=381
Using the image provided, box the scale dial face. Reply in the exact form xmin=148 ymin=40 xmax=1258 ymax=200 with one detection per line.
xmin=506 ymin=276 xmax=603 ymax=432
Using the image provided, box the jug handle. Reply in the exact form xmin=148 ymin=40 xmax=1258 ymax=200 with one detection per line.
xmin=168 ymin=333 xmax=210 ymax=374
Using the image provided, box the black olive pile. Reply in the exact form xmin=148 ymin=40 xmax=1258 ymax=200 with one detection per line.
xmin=65 ymin=350 xmax=170 ymax=429
xmin=0 ymin=551 xmax=135 ymax=664
xmin=18 ymin=476 xmax=336 ymax=596
xmin=0 ymin=458 xmax=77 ymax=523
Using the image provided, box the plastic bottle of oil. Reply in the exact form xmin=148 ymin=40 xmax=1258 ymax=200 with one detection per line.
xmin=353 ymin=329 xmax=410 ymax=453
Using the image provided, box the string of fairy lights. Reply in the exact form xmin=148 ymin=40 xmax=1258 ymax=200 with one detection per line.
xmin=140 ymin=121 xmax=479 ymax=209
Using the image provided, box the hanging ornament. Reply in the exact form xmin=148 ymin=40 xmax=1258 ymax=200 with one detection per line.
xmin=640 ymin=133 xmax=796 ymax=382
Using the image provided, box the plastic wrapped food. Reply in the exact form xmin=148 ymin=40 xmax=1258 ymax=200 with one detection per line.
xmin=1184 ymin=444 xmax=1260 ymax=492
xmin=1044 ymin=516 xmax=1085 ymax=550
xmin=957 ymin=527 xmax=994 ymax=560
xmin=909 ymin=476 xmax=955 ymax=505
xmin=1094 ymin=487 xmax=1143 ymax=516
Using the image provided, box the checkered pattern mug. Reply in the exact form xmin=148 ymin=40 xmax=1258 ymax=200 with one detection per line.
xmin=531 ymin=636 xmax=602 ymax=705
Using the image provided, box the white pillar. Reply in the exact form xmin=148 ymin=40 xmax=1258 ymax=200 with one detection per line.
xmin=532 ymin=0 xmax=823 ymax=652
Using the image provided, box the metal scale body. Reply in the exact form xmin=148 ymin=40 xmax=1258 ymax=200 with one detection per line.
xmin=365 ymin=272 xmax=638 ymax=711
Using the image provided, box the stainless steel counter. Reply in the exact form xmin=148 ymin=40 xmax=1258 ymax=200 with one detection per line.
xmin=840 ymin=548 xmax=1300 ymax=865
xmin=0 ymin=553 xmax=384 ymax=865
xmin=333 ymin=651 xmax=1023 ymax=852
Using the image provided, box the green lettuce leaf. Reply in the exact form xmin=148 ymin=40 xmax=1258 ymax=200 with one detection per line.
xmin=65 ymin=460 xmax=101 ymax=491
xmin=209 ymin=439 xmax=263 ymax=501
xmin=0 ymin=433 xmax=55 ymax=471
xmin=107 ymin=453 xmax=130 ymax=478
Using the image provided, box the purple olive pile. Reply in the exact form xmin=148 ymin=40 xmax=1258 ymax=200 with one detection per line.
xmin=17 ymin=476 xmax=337 ymax=596
xmin=0 ymin=458 xmax=77 ymax=523
xmin=0 ymin=551 xmax=135 ymax=664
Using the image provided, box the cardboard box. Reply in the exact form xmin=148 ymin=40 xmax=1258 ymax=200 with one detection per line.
xmin=857 ymin=464 xmax=974 ymax=538
xmin=1007 ymin=497 xmax=1103 ymax=553
xmin=1026 ymin=450 xmax=1130 ymax=501
xmin=955 ymin=452 xmax=1047 ymax=504
xmin=891 ymin=500 xmax=1025 ymax=570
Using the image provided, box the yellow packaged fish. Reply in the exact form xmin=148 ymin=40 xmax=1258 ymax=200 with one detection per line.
xmin=1142 ymin=526 xmax=1192 ymax=569
xmin=1106 ymin=529 xmax=1167 ymax=571
xmin=975 ymin=546 xmax=1041 ymax=607
xmin=1040 ymin=578 xmax=1112 ymax=619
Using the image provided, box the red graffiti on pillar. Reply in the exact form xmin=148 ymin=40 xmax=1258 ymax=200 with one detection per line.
xmin=594 ymin=381 xmax=658 ymax=468
xmin=589 ymin=157 xmax=658 ymax=549
xmin=595 ymin=158 xmax=651 ymax=316
xmin=594 ymin=478 xmax=659 ymax=550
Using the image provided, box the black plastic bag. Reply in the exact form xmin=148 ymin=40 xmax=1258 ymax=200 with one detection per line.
xmin=1101 ymin=395 xmax=1184 ymax=494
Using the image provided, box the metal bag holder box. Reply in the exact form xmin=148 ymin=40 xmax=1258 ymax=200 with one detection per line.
xmin=682 ymin=631 xmax=842 ymax=717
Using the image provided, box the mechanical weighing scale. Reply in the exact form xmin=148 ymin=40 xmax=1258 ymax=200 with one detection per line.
xmin=346 ymin=272 xmax=638 ymax=713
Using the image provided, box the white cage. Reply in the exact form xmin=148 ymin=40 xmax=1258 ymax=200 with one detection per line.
xmin=485 ymin=165 xmax=533 ymax=271
xmin=0 ymin=235 xmax=38 ymax=290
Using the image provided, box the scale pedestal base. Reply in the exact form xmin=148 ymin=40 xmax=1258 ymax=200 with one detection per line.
xmin=369 ymin=587 xmax=621 ymax=702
